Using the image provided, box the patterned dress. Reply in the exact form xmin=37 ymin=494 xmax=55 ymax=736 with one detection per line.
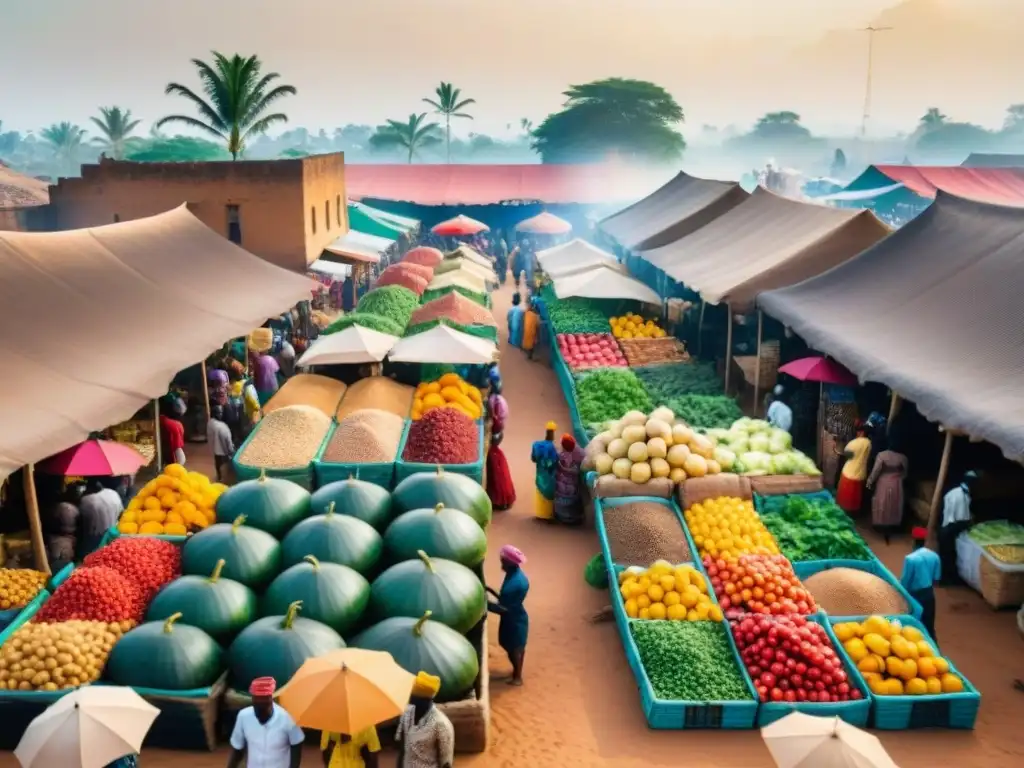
xmin=554 ymin=445 xmax=586 ymax=525
xmin=867 ymin=450 xmax=908 ymax=528
xmin=396 ymin=705 xmax=454 ymax=768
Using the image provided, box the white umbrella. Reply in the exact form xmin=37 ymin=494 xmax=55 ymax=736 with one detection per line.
xmin=298 ymin=325 xmax=398 ymax=365
xmin=16 ymin=687 xmax=159 ymax=768
xmin=388 ymin=324 xmax=497 ymax=364
xmin=762 ymin=712 xmax=901 ymax=768
xmin=552 ymin=264 xmax=662 ymax=304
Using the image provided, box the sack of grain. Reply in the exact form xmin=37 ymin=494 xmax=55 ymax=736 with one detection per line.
xmin=679 ymin=475 xmax=751 ymax=509
xmin=337 ymin=377 xmax=416 ymax=420
xmin=595 ymin=476 xmax=673 ymax=500
xmin=803 ymin=567 xmax=909 ymax=616
xmin=264 ymin=374 xmax=347 ymax=418
xmin=748 ymin=474 xmax=823 ymax=497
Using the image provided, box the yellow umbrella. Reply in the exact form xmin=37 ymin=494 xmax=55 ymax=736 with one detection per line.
xmin=762 ymin=712 xmax=901 ymax=768
xmin=15 ymin=686 xmax=159 ymax=768
xmin=278 ymin=648 xmax=415 ymax=734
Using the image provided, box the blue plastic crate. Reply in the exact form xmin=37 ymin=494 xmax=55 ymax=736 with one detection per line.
xmin=828 ymin=615 xmax=981 ymax=730
xmin=751 ymin=614 xmax=872 ymax=726
xmin=313 ymin=420 xmax=398 ymax=490
xmin=794 ymin=559 xmax=922 ymax=620
xmin=103 ymin=525 xmax=189 ymax=546
xmin=394 ymin=420 xmax=485 ymax=485
xmin=0 ymin=589 xmax=49 ymax=637
xmin=47 ymin=562 xmax=75 ymax=591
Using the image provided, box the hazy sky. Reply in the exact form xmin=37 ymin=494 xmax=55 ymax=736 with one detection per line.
xmin=2 ymin=0 xmax=1021 ymax=139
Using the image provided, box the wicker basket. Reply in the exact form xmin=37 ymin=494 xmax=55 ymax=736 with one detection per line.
xmin=979 ymin=555 xmax=1024 ymax=609
xmin=748 ymin=474 xmax=824 ymax=497
xmin=678 ymin=475 xmax=752 ymax=510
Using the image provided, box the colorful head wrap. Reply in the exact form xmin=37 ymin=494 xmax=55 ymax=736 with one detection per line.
xmin=249 ymin=676 xmax=276 ymax=697
xmin=545 ymin=421 xmax=557 ymax=432
xmin=911 ymin=527 xmax=928 ymax=541
xmin=561 ymin=434 xmax=576 ymax=451
xmin=411 ymin=671 xmax=441 ymax=699
xmin=499 ymin=544 xmax=526 ymax=566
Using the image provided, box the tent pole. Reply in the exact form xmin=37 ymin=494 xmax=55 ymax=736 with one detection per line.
xmin=153 ymin=398 xmax=163 ymax=472
xmin=200 ymin=360 xmax=211 ymax=424
xmin=724 ymin=307 xmax=733 ymax=394
xmin=697 ymin=300 xmax=706 ymax=357
xmin=753 ymin=310 xmax=763 ymax=414
xmin=23 ymin=463 xmax=50 ymax=575
xmin=927 ymin=429 xmax=954 ymax=548
xmin=886 ymin=392 xmax=902 ymax=434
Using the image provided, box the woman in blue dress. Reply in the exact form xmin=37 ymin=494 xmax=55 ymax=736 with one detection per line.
xmin=487 ymin=545 xmax=529 ymax=686
xmin=507 ymin=293 xmax=525 ymax=348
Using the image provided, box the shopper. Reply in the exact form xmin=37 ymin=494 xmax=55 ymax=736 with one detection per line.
xmin=836 ymin=424 xmax=871 ymax=515
xmin=866 ymin=438 xmax=909 ymax=544
xmin=507 ymin=292 xmax=525 ymax=348
xmin=900 ymin=527 xmax=941 ymax=640
xmin=227 ymin=677 xmax=304 ymax=768
xmin=530 ymin=422 xmax=559 ymax=521
xmin=396 ymin=672 xmax=454 ymax=768
xmin=207 ymin=405 xmax=235 ymax=482
xmin=78 ymin=479 xmax=123 ymax=558
xmin=487 ymin=546 xmax=530 ymax=686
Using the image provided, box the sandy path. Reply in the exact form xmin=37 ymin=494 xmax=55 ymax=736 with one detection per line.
xmin=2 ymin=282 xmax=1022 ymax=767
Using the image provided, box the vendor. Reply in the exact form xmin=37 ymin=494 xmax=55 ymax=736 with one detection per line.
xmin=900 ymin=527 xmax=941 ymax=640
xmin=938 ymin=470 xmax=978 ymax=586
xmin=766 ymin=385 xmax=793 ymax=432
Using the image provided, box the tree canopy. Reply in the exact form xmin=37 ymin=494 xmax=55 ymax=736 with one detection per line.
xmin=126 ymin=136 xmax=229 ymax=162
xmin=369 ymin=113 xmax=443 ymax=163
xmin=530 ymin=78 xmax=685 ymax=164
xmin=90 ymin=106 xmax=142 ymax=160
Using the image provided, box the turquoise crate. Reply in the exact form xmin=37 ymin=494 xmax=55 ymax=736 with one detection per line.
xmin=232 ymin=418 xmax=333 ymax=490
xmin=794 ymin=559 xmax=922 ymax=620
xmin=828 ymin=614 xmax=981 ymax=730
xmin=103 ymin=525 xmax=189 ymax=546
xmin=751 ymin=614 xmax=872 ymax=726
xmin=754 ymin=490 xmax=876 ymax=567
xmin=0 ymin=589 xmax=49 ymax=637
xmin=395 ymin=420 xmax=485 ymax=485
xmin=313 ymin=420 xmax=398 ymax=490
xmin=47 ymin=562 xmax=75 ymax=591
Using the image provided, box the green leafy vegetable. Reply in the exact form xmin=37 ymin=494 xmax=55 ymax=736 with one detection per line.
xmin=541 ymin=286 xmax=612 ymax=334
xmin=630 ymin=621 xmax=752 ymax=702
xmin=323 ymin=312 xmax=403 ymax=337
xmin=663 ymin=395 xmax=743 ymax=430
xmin=635 ymin=362 xmax=724 ymax=399
xmin=967 ymin=520 xmax=1024 ymax=546
xmin=756 ymin=493 xmax=872 ymax=562
xmin=584 ymin=554 xmax=609 ymax=589
xmin=356 ymin=285 xmax=420 ymax=327
xmin=573 ymin=368 xmax=652 ymax=426
xmin=421 ymin=286 xmax=490 ymax=308
xmin=404 ymin=318 xmax=498 ymax=342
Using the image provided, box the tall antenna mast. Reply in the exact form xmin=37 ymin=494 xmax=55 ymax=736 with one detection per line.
xmin=858 ymin=25 xmax=893 ymax=138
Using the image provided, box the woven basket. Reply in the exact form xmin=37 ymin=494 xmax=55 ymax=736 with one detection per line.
xmin=979 ymin=555 xmax=1024 ymax=609
xmin=748 ymin=475 xmax=824 ymax=497
xmin=678 ymin=475 xmax=752 ymax=510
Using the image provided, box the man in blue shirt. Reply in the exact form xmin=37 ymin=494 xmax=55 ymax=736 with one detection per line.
xmin=900 ymin=526 xmax=941 ymax=641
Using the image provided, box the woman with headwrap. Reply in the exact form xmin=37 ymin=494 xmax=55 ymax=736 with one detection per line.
xmin=486 ymin=431 xmax=516 ymax=511
xmin=487 ymin=545 xmax=530 ymax=686
xmin=530 ymin=422 xmax=559 ymax=521
xmin=836 ymin=423 xmax=872 ymax=515
xmin=396 ymin=671 xmax=454 ymax=768
xmin=487 ymin=379 xmax=509 ymax=435
xmin=521 ymin=296 xmax=540 ymax=359
xmin=554 ymin=434 xmax=586 ymax=525
xmin=507 ymin=292 xmax=525 ymax=348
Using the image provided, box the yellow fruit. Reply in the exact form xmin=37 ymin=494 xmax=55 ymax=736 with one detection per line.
xmin=857 ymin=656 xmax=881 ymax=674
xmin=636 ymin=595 xmax=651 ymax=610
xmin=917 ymin=657 xmax=938 ymax=678
xmin=648 ymin=602 xmax=667 ymax=620
xmin=695 ymin=602 xmax=710 ymax=620
xmin=667 ymin=604 xmax=687 ymax=621
xmin=139 ymin=521 xmax=164 ymax=535
xmin=663 ymin=591 xmax=681 ymax=607
xmin=926 ymin=677 xmax=942 ymax=695
xmin=868 ymin=677 xmax=889 ymax=695
xmin=164 ymin=464 xmax=187 ymax=479
xmin=638 ymin=608 xmax=651 ymax=620
xmin=941 ymin=674 xmax=964 ymax=693
xmin=165 ymin=512 xmax=184 ymax=525
xmin=624 ymin=598 xmax=639 ymax=618
xmin=870 ymin=654 xmax=887 ymax=672
xmin=140 ymin=509 xmax=166 ymax=524
xmin=863 ymin=615 xmax=892 ymax=638
xmin=659 ymin=575 xmax=675 ymax=593
xmin=905 ymin=678 xmax=928 ymax=695
xmin=844 ymin=638 xmax=868 ymax=663
xmin=164 ymin=523 xmax=187 ymax=536
xmin=117 ymin=521 xmax=139 ymax=534
xmin=890 ymin=637 xmax=913 ymax=660
xmin=899 ymin=659 xmax=918 ymax=682
xmin=932 ymin=657 xmax=950 ymax=675
xmin=680 ymin=587 xmax=699 ymax=609
xmin=637 ymin=577 xmax=651 ymax=592
xmin=834 ymin=623 xmax=855 ymax=642
xmin=143 ymin=497 xmax=162 ymax=512
xmin=886 ymin=679 xmax=904 ymax=695
xmin=708 ymin=605 xmax=723 ymax=622
xmin=917 ymin=641 xmax=935 ymax=658
xmin=673 ymin=573 xmax=690 ymax=592
xmin=886 ymin=656 xmax=904 ymax=677
xmin=120 ymin=510 xmax=137 ymax=524
xmin=901 ymin=626 xmax=924 ymax=643
xmin=686 ymin=609 xmax=699 ymax=622
xmin=648 ymin=584 xmax=664 ymax=602
xmin=863 ymin=633 xmax=891 ymax=657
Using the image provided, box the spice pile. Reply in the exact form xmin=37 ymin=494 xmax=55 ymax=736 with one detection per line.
xmin=574 ymin=369 xmax=652 ymax=428
xmin=630 ymin=620 xmax=753 ymax=702
xmin=376 ymin=265 xmax=429 ymax=295
xmin=356 ymin=286 xmax=421 ymax=327
xmin=36 ymin=567 xmax=146 ymax=624
xmin=337 ymin=377 xmax=416 ymax=419
xmin=322 ymin=410 xmax=405 ymax=463
xmin=402 ymin=408 xmax=479 ymax=465
xmin=412 ymin=373 xmax=483 ymax=421
xmin=263 ymin=374 xmax=347 ymax=418
xmin=803 ymin=567 xmax=909 ymax=616
xmin=603 ymin=501 xmax=692 ymax=564
xmin=618 ymin=337 xmax=689 ymax=367
xmin=238 ymin=405 xmax=333 ymax=469
xmin=409 ymin=292 xmax=496 ymax=329
xmin=403 ymin=247 xmax=444 ymax=267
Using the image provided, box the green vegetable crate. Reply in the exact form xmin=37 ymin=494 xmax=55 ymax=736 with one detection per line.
xmin=393 ymin=420 xmax=485 ymax=485
xmin=793 ymin=559 xmax=922 ymax=621
xmin=313 ymin=420 xmax=397 ymax=490
xmin=829 ymin=615 xmax=981 ymax=730
xmin=232 ymin=419 xmax=333 ymax=491
xmin=754 ymin=491 xmax=875 ymax=564
xmin=595 ymin=495 xmax=758 ymax=729
xmin=754 ymin=615 xmax=872 ymax=727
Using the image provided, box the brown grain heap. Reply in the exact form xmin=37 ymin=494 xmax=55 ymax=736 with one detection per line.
xmin=263 ymin=373 xmax=347 ymax=418
xmin=803 ymin=568 xmax=909 ymax=616
xmin=602 ymin=501 xmax=692 ymax=565
xmin=322 ymin=409 xmax=405 ymax=463
xmin=238 ymin=405 xmax=332 ymax=469
xmin=408 ymin=292 xmax=497 ymax=329
xmin=337 ymin=377 xmax=416 ymax=420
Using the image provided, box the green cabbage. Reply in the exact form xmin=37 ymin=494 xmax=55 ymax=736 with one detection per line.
xmin=749 ymin=433 xmax=771 ymax=453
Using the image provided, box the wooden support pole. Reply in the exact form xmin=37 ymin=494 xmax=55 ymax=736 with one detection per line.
xmin=927 ymin=429 xmax=955 ymax=547
xmin=886 ymin=391 xmax=902 ymax=434
xmin=200 ymin=359 xmax=211 ymax=422
xmin=753 ymin=310 xmax=764 ymax=414
xmin=23 ymin=464 xmax=50 ymax=575
xmin=154 ymin=398 xmax=163 ymax=472
xmin=724 ymin=308 xmax=734 ymax=394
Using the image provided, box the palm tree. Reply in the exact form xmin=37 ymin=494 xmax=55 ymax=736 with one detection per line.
xmin=520 ymin=118 xmax=534 ymax=135
xmin=423 ymin=82 xmax=475 ymax=163
xmin=90 ymin=106 xmax=142 ymax=160
xmin=918 ymin=108 xmax=948 ymax=131
xmin=369 ymin=113 xmax=443 ymax=164
xmin=157 ymin=52 xmax=297 ymax=160
xmin=40 ymin=122 xmax=87 ymax=174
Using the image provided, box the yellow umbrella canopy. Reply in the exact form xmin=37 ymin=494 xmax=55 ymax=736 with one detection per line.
xmin=279 ymin=648 xmax=415 ymax=734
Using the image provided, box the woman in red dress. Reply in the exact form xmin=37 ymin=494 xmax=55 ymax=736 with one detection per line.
xmin=487 ymin=431 xmax=516 ymax=510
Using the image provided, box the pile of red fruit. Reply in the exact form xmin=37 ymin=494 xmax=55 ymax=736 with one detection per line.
xmin=35 ymin=566 xmax=146 ymax=624
xmin=556 ymin=333 xmax=627 ymax=370
xmin=731 ymin=614 xmax=862 ymax=704
xmin=704 ymin=554 xmax=816 ymax=617
xmin=84 ymin=536 xmax=181 ymax=601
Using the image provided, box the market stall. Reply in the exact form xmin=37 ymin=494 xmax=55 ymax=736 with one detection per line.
xmin=551 ymin=264 xmax=662 ymax=304
xmin=298 ymin=325 xmax=399 ymax=366
xmin=536 ymin=238 xmax=625 ymax=278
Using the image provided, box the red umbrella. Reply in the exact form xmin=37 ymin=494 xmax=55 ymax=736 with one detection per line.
xmin=431 ymin=215 xmax=489 ymax=237
xmin=39 ymin=439 xmax=148 ymax=476
xmin=515 ymin=211 xmax=572 ymax=235
xmin=778 ymin=356 xmax=857 ymax=386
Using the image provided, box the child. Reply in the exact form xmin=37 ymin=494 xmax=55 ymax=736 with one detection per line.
xmin=207 ymin=405 xmax=236 ymax=482
xmin=900 ymin=527 xmax=941 ymax=641
xmin=486 ymin=431 xmax=516 ymax=511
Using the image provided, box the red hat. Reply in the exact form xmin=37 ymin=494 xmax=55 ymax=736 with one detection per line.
xmin=911 ymin=527 xmax=928 ymax=541
xmin=249 ymin=677 xmax=276 ymax=697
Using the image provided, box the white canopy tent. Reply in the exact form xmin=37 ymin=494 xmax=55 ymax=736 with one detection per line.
xmin=388 ymin=325 xmax=497 ymax=364
xmin=552 ymin=264 xmax=662 ymax=304
xmin=308 ymin=259 xmax=352 ymax=278
xmin=298 ymin=325 xmax=398 ymax=365
xmin=323 ymin=230 xmax=394 ymax=263
xmin=537 ymin=238 xmax=620 ymax=274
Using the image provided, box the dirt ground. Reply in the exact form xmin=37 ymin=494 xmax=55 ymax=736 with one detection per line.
xmin=3 ymin=281 xmax=1022 ymax=767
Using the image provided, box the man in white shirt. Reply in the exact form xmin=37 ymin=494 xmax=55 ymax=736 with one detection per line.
xmin=207 ymin=405 xmax=235 ymax=482
xmin=228 ymin=677 xmax=304 ymax=768
xmin=938 ymin=470 xmax=977 ymax=586
xmin=78 ymin=479 xmax=124 ymax=558
xmin=766 ymin=386 xmax=793 ymax=433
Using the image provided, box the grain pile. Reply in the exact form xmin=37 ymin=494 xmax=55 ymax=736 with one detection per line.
xmin=238 ymin=405 xmax=332 ymax=469
xmin=376 ymin=267 xmax=429 ymax=296
xmin=263 ymin=374 xmax=347 ymax=418
xmin=337 ymin=377 xmax=416 ymax=420
xmin=322 ymin=409 xmax=405 ymax=463
xmin=803 ymin=568 xmax=909 ymax=615
xmin=409 ymin=292 xmax=496 ymax=329
xmin=603 ymin=502 xmax=692 ymax=565
xmin=403 ymin=246 xmax=444 ymax=267
xmin=390 ymin=262 xmax=434 ymax=281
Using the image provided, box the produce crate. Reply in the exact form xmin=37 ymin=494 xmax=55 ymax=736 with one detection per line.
xmin=47 ymin=562 xmax=75 ymax=591
xmin=134 ymin=672 xmax=228 ymax=751
xmin=793 ymin=559 xmax=922 ymax=621
xmin=436 ymin=616 xmax=491 ymax=753
xmin=550 ymin=341 xmax=589 ymax=447
xmin=753 ymin=614 xmax=872 ymax=727
xmin=754 ymin=490 xmax=876 ymax=568
xmin=312 ymin=420 xmax=398 ymax=490
xmin=828 ymin=615 xmax=981 ymax=730
xmin=394 ymin=420 xmax=485 ymax=485
xmin=104 ymin=525 xmax=189 ymax=546
xmin=231 ymin=418 xmax=332 ymax=490
xmin=748 ymin=474 xmax=824 ymax=497
xmin=0 ymin=588 xmax=49 ymax=636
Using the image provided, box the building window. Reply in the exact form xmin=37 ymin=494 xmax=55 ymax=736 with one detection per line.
xmin=325 ymin=200 xmax=330 ymax=230
xmin=113 ymin=214 xmax=120 ymax=223
xmin=311 ymin=206 xmax=317 ymax=234
xmin=226 ymin=204 xmax=241 ymax=244
xmin=336 ymin=195 xmax=341 ymax=226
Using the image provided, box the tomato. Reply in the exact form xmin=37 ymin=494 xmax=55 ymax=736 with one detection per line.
xmin=770 ymin=688 xmax=784 ymax=702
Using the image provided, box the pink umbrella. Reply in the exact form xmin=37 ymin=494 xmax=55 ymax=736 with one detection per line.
xmin=431 ymin=215 xmax=489 ymax=237
xmin=778 ymin=356 xmax=857 ymax=386
xmin=39 ymin=439 xmax=147 ymax=476
xmin=515 ymin=211 xmax=572 ymax=235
